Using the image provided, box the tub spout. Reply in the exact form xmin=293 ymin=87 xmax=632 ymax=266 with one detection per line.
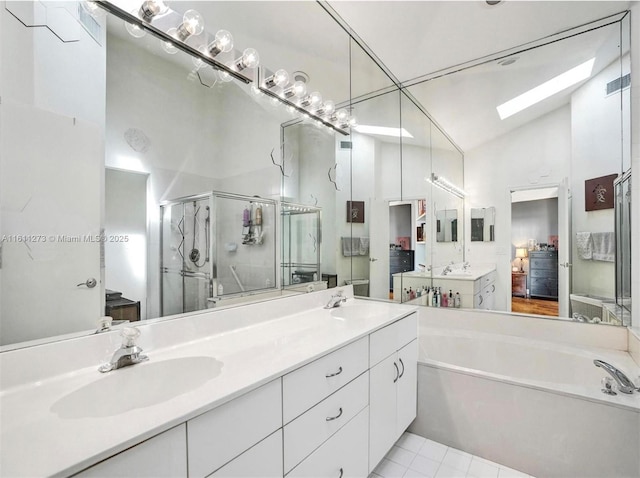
xmin=593 ymin=359 xmax=639 ymax=394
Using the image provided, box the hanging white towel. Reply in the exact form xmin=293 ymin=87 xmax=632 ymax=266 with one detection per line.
xmin=591 ymin=232 xmax=615 ymax=262
xmin=358 ymin=237 xmax=370 ymax=256
xmin=575 ymin=232 xmax=592 ymax=260
xmin=342 ymin=237 xmax=358 ymax=257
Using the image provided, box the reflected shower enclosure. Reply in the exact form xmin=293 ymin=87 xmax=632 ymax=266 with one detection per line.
xmin=160 ymin=192 xmax=277 ymax=316
xmin=281 ymin=203 xmax=321 ymax=287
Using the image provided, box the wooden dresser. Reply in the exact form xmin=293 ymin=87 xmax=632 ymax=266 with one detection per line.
xmin=529 ymin=250 xmax=558 ymax=299
xmin=389 ymin=250 xmax=415 ymax=290
xmin=511 ymin=272 xmax=527 ymax=297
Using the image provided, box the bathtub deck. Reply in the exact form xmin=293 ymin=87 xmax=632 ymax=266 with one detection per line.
xmin=371 ymin=432 xmax=534 ymax=478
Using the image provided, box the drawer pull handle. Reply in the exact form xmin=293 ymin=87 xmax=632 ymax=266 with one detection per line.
xmin=398 ymin=358 xmax=405 ymax=378
xmin=326 ymin=407 xmax=343 ymax=421
xmin=492 ymin=284 xmax=495 ymax=292
xmin=393 ymin=362 xmax=400 ymax=383
xmin=338 ymin=468 xmax=344 ymax=478
xmin=326 ymin=366 xmax=343 ymax=378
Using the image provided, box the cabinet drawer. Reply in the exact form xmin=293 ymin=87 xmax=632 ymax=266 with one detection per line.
xmin=530 ymin=258 xmax=556 ymax=270
xmin=187 ymin=379 xmax=282 ymax=478
xmin=75 ymin=425 xmax=187 ymax=477
xmin=481 ymin=270 xmax=496 ymax=287
xmin=209 ymin=430 xmax=282 ymax=478
xmin=530 ymin=277 xmax=558 ymax=298
xmin=369 ymin=313 xmax=417 ymax=367
xmin=287 ymin=407 xmax=369 ymax=478
xmin=283 ymin=372 xmax=369 ymax=473
xmin=530 ymin=268 xmax=557 ymax=279
xmin=283 ymin=337 xmax=368 ymax=424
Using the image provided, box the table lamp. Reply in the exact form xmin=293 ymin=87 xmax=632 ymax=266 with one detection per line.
xmin=515 ymin=247 xmax=528 ymax=272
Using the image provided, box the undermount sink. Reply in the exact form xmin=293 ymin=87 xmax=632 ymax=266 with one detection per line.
xmin=441 ymin=270 xmax=473 ymax=278
xmin=51 ymin=356 xmax=223 ymax=419
xmin=330 ymin=303 xmax=385 ymax=320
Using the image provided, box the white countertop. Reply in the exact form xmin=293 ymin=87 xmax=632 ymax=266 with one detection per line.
xmin=393 ymin=264 xmax=496 ymax=282
xmin=0 ymin=293 xmax=416 ymax=477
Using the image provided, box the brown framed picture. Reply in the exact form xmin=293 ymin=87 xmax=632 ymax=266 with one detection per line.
xmin=346 ymin=200 xmax=365 ymax=223
xmin=585 ymin=174 xmax=617 ymax=211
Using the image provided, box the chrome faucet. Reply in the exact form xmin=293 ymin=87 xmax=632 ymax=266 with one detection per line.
xmin=325 ymin=291 xmax=347 ymax=309
xmin=442 ymin=265 xmax=453 ymax=275
xmin=594 ymin=359 xmax=639 ymax=394
xmin=99 ymin=327 xmax=149 ymax=373
xmin=462 ymin=261 xmax=470 ymax=270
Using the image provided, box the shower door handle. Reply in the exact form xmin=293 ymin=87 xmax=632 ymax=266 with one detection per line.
xmin=77 ymin=278 xmax=97 ymax=288
xmin=369 ymin=257 xmax=378 ymax=262
xmin=560 ymin=262 xmax=572 ymax=268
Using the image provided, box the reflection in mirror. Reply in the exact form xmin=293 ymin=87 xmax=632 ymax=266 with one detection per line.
xmin=0 ymin=0 xmax=353 ymax=349
xmin=281 ymin=203 xmax=321 ymax=288
xmin=436 ymin=209 xmax=458 ymax=243
xmin=405 ymin=14 xmax=630 ymax=324
xmin=471 ymin=207 xmax=495 ymax=242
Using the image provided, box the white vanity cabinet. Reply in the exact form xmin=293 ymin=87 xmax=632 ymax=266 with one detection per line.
xmin=209 ymin=430 xmax=283 ymax=478
xmin=369 ymin=315 xmax=418 ymax=472
xmin=74 ymin=425 xmax=187 ymax=477
xmin=187 ymin=379 xmax=282 ymax=478
xmin=434 ymin=270 xmax=496 ymax=310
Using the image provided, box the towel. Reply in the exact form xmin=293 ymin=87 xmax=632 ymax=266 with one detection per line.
xmin=358 ymin=237 xmax=370 ymax=256
xmin=575 ymin=232 xmax=592 ymax=260
xmin=591 ymin=232 xmax=615 ymax=262
xmin=342 ymin=237 xmax=358 ymax=257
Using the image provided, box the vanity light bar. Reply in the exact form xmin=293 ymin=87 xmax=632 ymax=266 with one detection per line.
xmin=95 ymin=1 xmax=253 ymax=84
xmin=257 ymin=68 xmax=350 ymax=136
xmin=426 ymin=173 xmax=466 ymax=199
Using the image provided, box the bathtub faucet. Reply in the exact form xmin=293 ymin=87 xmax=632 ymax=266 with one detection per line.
xmin=593 ymin=359 xmax=639 ymax=394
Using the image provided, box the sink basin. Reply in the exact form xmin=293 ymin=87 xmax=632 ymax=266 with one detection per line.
xmin=51 ymin=356 xmax=222 ymax=418
xmin=330 ymin=303 xmax=385 ymax=320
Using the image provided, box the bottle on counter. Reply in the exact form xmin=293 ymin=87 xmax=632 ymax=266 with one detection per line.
xmin=421 ymin=288 xmax=428 ymax=306
xmin=448 ymin=290 xmax=454 ymax=307
xmin=428 ymin=287 xmax=434 ymax=307
xmin=442 ymin=290 xmax=448 ymax=307
xmin=409 ymin=287 xmax=415 ymax=300
xmin=455 ymin=291 xmax=461 ymax=308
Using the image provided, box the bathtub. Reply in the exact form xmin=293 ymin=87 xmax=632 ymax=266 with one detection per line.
xmin=409 ymin=326 xmax=640 ymax=478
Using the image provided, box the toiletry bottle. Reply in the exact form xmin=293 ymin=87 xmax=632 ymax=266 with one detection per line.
xmin=255 ymin=206 xmax=262 ymax=226
xmin=421 ymin=288 xmax=428 ymax=306
xmin=455 ymin=292 xmax=461 ymax=308
xmin=433 ymin=288 xmax=438 ymax=307
xmin=409 ymin=287 xmax=415 ymax=300
xmin=217 ymin=283 xmax=224 ymax=296
xmin=448 ymin=290 xmax=454 ymax=307
xmin=442 ymin=290 xmax=448 ymax=307
xmin=243 ymin=207 xmax=250 ymax=227
xmin=437 ymin=288 xmax=442 ymax=307
xmin=429 ymin=287 xmax=435 ymax=307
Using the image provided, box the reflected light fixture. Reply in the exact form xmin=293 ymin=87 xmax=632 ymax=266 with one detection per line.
xmin=354 ymin=125 xmax=413 ymax=138
xmin=515 ymin=248 xmax=528 ymax=272
xmin=234 ymin=48 xmax=260 ymax=71
xmin=139 ymin=0 xmax=168 ymax=21
xmin=176 ymin=9 xmax=204 ymax=41
xmin=497 ymin=57 xmax=595 ymax=120
xmin=263 ymin=69 xmax=289 ymax=89
xmin=125 ymin=12 xmax=146 ymax=37
xmin=426 ymin=173 xmax=466 ymax=199
xmin=315 ymin=100 xmax=335 ymax=117
xmin=299 ymin=91 xmax=322 ymax=108
xmin=207 ymin=30 xmax=234 ymax=57
xmin=282 ymin=80 xmax=307 ymax=98
xmin=162 ymin=28 xmax=179 ymax=54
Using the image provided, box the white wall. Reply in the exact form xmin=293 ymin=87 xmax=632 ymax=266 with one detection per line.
xmin=630 ymin=3 xmax=640 ymax=332
xmin=0 ymin=2 xmax=106 ymax=344
xmin=465 ymin=106 xmax=571 ymax=312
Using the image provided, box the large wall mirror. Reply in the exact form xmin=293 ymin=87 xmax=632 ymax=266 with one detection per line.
xmin=404 ymin=12 xmax=631 ymax=324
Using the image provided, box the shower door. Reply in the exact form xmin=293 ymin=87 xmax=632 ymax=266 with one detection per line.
xmin=160 ymin=195 xmax=214 ymax=316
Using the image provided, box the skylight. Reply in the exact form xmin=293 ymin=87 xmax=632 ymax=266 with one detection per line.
xmin=354 ymin=125 xmax=414 ymax=138
xmin=497 ymin=58 xmax=595 ymax=120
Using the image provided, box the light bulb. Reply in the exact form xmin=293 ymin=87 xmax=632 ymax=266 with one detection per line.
xmin=309 ymin=91 xmax=323 ymax=107
xmin=176 ymin=9 xmax=204 ymax=41
xmin=218 ymin=64 xmax=234 ymax=82
xmin=125 ymin=11 xmax=146 ymax=38
xmin=316 ymin=100 xmax=335 ymax=116
xmin=264 ymin=69 xmax=289 ymax=89
xmin=162 ymin=28 xmax=178 ymax=54
xmin=234 ymin=48 xmax=259 ymax=71
xmin=207 ymin=30 xmax=233 ymax=57
xmin=348 ymin=116 xmax=358 ymax=128
xmin=282 ymin=80 xmax=306 ymax=99
xmin=139 ymin=0 xmax=168 ymax=21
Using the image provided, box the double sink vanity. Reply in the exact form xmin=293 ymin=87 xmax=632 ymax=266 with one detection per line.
xmin=0 ymin=287 xmax=417 ymax=477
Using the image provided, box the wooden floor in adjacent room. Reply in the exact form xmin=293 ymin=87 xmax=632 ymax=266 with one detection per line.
xmin=511 ymin=297 xmax=559 ymax=317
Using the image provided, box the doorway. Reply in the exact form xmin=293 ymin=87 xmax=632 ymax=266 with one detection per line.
xmin=510 ymin=186 xmax=563 ymax=317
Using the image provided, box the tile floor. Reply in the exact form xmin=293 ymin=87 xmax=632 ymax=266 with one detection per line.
xmin=370 ymin=432 xmax=535 ymax=478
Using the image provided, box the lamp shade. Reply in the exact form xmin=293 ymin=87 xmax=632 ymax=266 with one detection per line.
xmin=515 ymin=248 xmax=528 ymax=259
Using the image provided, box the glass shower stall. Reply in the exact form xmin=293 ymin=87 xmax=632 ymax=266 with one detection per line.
xmin=160 ymin=191 xmax=277 ymax=316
